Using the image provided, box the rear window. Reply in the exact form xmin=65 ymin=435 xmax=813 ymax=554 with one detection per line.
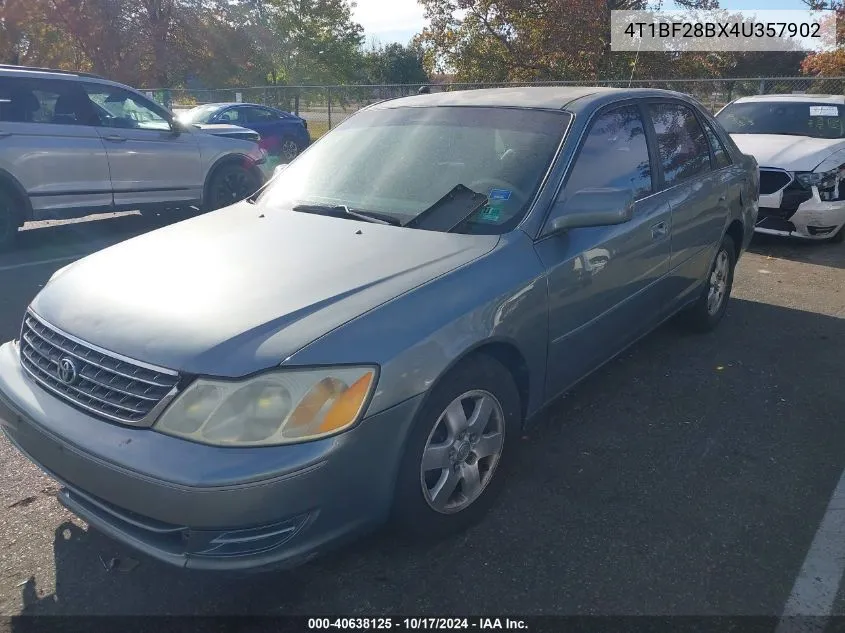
xmin=717 ymin=101 xmax=845 ymax=139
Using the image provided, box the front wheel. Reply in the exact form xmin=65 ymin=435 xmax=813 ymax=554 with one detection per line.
xmin=830 ymin=224 xmax=845 ymax=244
xmin=392 ymin=354 xmax=521 ymax=539
xmin=204 ymin=164 xmax=261 ymax=212
xmin=679 ymin=233 xmax=737 ymax=332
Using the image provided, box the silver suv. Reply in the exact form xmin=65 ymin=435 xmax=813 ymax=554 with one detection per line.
xmin=0 ymin=65 xmax=271 ymax=250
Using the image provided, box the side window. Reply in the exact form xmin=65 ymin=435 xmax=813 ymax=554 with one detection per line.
xmin=0 ymin=77 xmax=98 ymax=126
xmin=563 ymin=105 xmax=653 ymax=201
xmin=703 ymin=121 xmax=732 ymax=169
xmin=82 ymin=84 xmax=171 ymax=131
xmin=245 ymin=107 xmax=278 ymax=122
xmin=216 ymin=108 xmax=244 ymax=123
xmin=648 ymin=103 xmax=712 ymax=186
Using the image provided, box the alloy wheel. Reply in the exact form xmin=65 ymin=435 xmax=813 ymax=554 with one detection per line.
xmin=280 ymin=140 xmax=299 ymax=163
xmin=420 ymin=390 xmax=506 ymax=514
xmin=212 ymin=169 xmax=254 ymax=208
xmin=707 ymin=249 xmax=730 ymax=316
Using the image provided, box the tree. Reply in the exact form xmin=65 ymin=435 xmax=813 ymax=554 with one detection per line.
xmin=255 ymin=0 xmax=364 ymax=86
xmin=415 ymin=0 xmax=658 ymax=82
xmin=800 ymin=3 xmax=845 ymax=77
xmin=364 ymin=42 xmax=428 ymax=84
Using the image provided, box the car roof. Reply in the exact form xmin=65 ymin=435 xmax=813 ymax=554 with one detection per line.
xmin=0 ymin=65 xmax=138 ymax=91
xmin=731 ymin=94 xmax=845 ymax=105
xmin=366 ymin=86 xmax=701 ymax=113
xmin=201 ymin=103 xmax=278 ymax=109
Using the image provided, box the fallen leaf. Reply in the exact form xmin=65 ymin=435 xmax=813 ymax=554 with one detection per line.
xmin=116 ymin=558 xmax=139 ymax=573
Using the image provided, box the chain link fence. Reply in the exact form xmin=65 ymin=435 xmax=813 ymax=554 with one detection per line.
xmin=148 ymin=76 xmax=845 ymax=139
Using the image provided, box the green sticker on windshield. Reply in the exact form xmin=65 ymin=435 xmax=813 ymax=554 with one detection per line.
xmin=478 ymin=205 xmax=502 ymax=222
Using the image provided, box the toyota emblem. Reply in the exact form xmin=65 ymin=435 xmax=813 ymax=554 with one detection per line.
xmin=57 ymin=357 xmax=78 ymax=385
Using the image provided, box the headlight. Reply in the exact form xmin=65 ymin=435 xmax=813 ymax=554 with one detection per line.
xmin=796 ymin=167 xmax=840 ymax=190
xmin=154 ymin=366 xmax=377 ymax=447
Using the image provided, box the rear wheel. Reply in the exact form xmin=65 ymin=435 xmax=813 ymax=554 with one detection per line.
xmin=392 ymin=354 xmax=521 ymax=539
xmin=0 ymin=188 xmax=22 ymax=252
xmin=204 ymin=164 xmax=260 ymax=212
xmin=679 ymin=233 xmax=737 ymax=333
xmin=278 ymin=139 xmax=300 ymax=163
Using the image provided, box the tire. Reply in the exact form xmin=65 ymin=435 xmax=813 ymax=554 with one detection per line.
xmin=831 ymin=225 xmax=845 ymax=244
xmin=0 ymin=188 xmax=22 ymax=252
xmin=392 ymin=353 xmax=522 ymax=539
xmin=679 ymin=233 xmax=737 ymax=333
xmin=203 ymin=163 xmax=261 ymax=212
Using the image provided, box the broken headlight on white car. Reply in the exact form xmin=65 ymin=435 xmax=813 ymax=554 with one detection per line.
xmin=795 ymin=166 xmax=845 ymax=201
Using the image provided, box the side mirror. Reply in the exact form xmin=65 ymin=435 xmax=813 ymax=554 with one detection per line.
xmin=168 ymin=117 xmax=184 ymax=135
xmin=546 ymin=187 xmax=635 ymax=235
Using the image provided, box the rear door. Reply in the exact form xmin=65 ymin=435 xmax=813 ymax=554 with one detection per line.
xmin=81 ymin=82 xmax=203 ymax=209
xmin=0 ymin=76 xmax=112 ymax=216
xmin=646 ymin=101 xmax=727 ymax=301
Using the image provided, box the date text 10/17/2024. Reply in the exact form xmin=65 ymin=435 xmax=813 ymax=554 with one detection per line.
xmin=307 ymin=618 xmax=529 ymax=630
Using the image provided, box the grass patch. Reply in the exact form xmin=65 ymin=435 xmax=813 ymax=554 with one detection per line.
xmin=307 ymin=120 xmax=330 ymax=139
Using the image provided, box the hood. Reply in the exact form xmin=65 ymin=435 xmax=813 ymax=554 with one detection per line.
xmin=729 ymin=134 xmax=845 ymax=172
xmin=192 ymin=123 xmax=258 ymax=138
xmin=31 ymin=204 xmax=499 ymax=377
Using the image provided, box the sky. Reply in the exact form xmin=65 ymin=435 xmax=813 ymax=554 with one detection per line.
xmin=351 ymin=0 xmax=814 ymax=45
xmin=352 ymin=0 xmax=426 ymax=45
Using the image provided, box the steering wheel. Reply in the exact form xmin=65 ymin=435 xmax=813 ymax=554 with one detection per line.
xmin=468 ymin=178 xmax=529 ymax=204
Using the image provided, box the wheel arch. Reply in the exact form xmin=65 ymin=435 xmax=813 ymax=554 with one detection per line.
xmin=725 ymin=218 xmax=744 ymax=261
xmin=201 ymin=153 xmax=262 ymax=209
xmin=0 ymin=168 xmax=32 ymax=224
xmin=413 ymin=337 xmax=531 ymax=430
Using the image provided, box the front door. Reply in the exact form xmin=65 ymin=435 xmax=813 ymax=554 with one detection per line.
xmin=81 ymin=83 xmax=203 ymax=209
xmin=534 ymin=103 xmax=672 ymax=400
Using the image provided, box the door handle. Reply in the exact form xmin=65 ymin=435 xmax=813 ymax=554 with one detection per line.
xmin=651 ymin=221 xmax=668 ymax=239
xmin=102 ymin=134 xmax=127 ymax=142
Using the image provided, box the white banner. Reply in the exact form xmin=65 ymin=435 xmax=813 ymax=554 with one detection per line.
xmin=611 ymin=10 xmax=837 ymax=52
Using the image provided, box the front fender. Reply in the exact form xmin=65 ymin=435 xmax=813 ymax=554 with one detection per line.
xmin=283 ymin=231 xmax=550 ymax=420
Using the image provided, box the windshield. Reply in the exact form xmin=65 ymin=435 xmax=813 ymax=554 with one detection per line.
xmin=717 ymin=101 xmax=845 ymax=139
xmin=256 ymin=106 xmax=571 ymax=234
xmin=177 ymin=104 xmax=222 ymax=125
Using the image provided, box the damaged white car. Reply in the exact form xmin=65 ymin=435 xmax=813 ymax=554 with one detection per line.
xmin=716 ymin=94 xmax=845 ymax=243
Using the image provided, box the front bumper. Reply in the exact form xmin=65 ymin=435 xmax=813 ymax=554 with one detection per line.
xmin=0 ymin=341 xmax=422 ymax=571
xmin=756 ymin=189 xmax=845 ymax=240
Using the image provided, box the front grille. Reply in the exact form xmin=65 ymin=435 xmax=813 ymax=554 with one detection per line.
xmin=781 ymin=186 xmax=813 ymax=211
xmin=759 ymin=168 xmax=792 ymax=195
xmin=19 ymin=311 xmax=179 ymax=425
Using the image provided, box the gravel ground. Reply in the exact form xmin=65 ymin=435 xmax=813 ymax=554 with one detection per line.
xmin=0 ymin=214 xmax=843 ymax=617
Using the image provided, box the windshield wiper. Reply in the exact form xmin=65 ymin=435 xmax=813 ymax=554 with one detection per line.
xmin=291 ymin=204 xmax=401 ymax=225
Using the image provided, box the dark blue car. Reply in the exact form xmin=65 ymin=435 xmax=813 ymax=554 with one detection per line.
xmin=177 ymin=102 xmax=311 ymax=162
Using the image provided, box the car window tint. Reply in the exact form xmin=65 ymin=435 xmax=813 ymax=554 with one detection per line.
xmin=0 ymin=77 xmax=98 ymax=126
xmin=82 ymin=84 xmax=171 ymax=131
xmin=703 ymin=121 xmax=732 ymax=169
xmin=564 ymin=105 xmax=653 ymax=200
xmin=649 ymin=103 xmax=712 ymax=185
